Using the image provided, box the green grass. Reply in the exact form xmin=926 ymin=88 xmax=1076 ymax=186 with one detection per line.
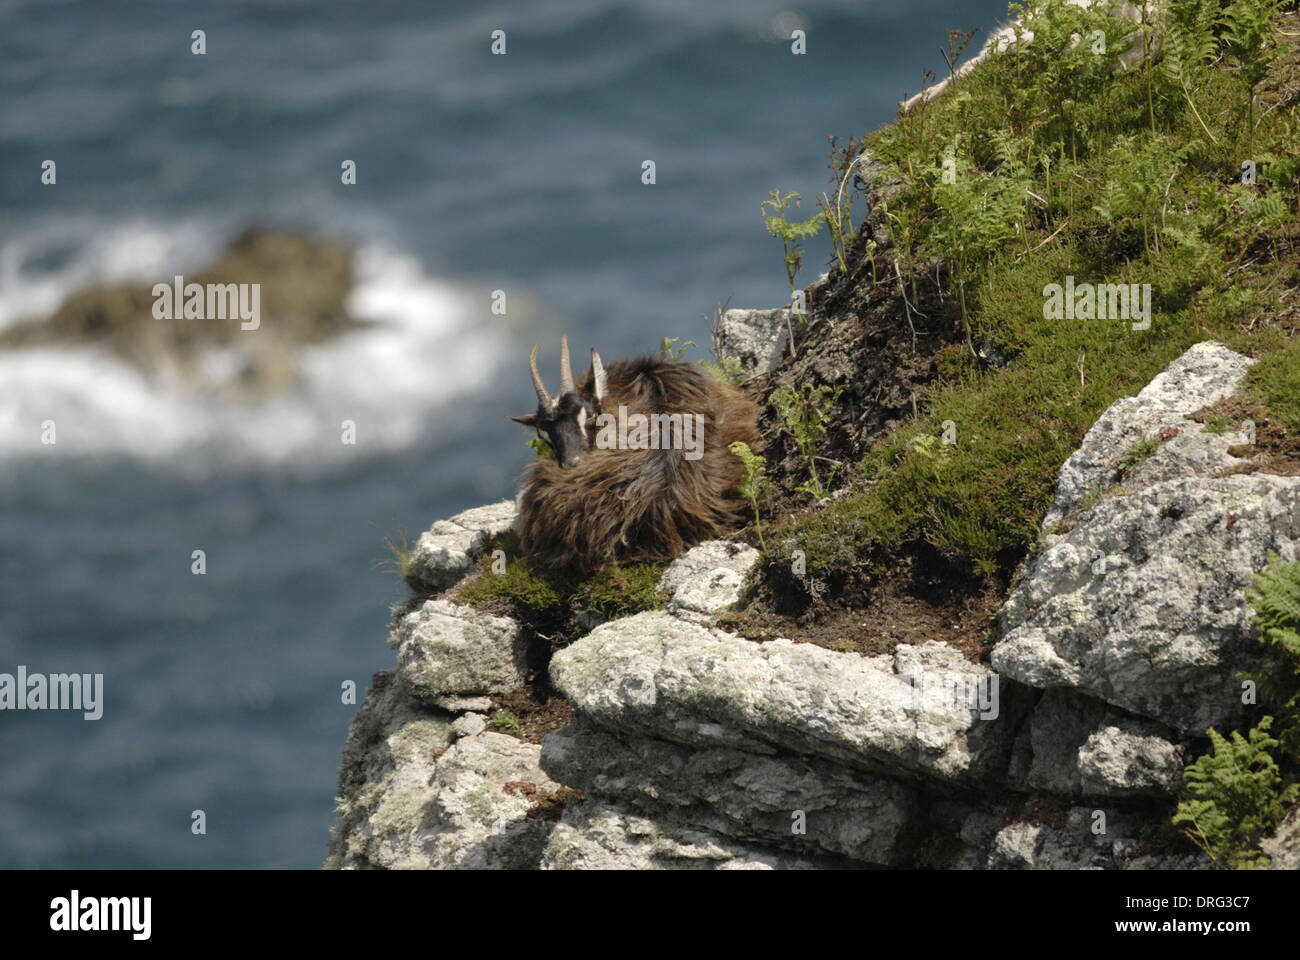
xmin=456 ymin=555 xmax=568 ymax=619
xmin=1247 ymin=336 xmax=1300 ymax=432
xmin=378 ymin=530 xmax=415 ymax=582
xmin=766 ymin=0 xmax=1300 ymax=594
xmin=1076 ymin=482 xmax=1108 ymax=515
xmin=569 ymin=564 xmax=665 ymax=623
xmin=1203 ymin=408 xmax=1235 ymax=435
xmin=456 ymin=532 xmax=665 ymax=636
xmin=1115 ymin=434 xmax=1162 ymax=479
xmin=490 ymin=710 xmax=522 ymax=733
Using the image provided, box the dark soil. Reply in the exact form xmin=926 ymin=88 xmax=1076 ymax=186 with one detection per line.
xmin=510 ymin=784 xmax=586 ymax=822
xmin=742 ymin=161 xmax=966 ymax=517
xmin=1188 ymin=396 xmax=1300 ymax=477
xmin=721 ymin=159 xmax=1007 ymax=659
xmin=488 ymin=682 xmax=574 ymax=745
xmin=459 ymin=592 xmax=575 ymax=745
xmin=718 ymin=561 xmax=1005 ymax=661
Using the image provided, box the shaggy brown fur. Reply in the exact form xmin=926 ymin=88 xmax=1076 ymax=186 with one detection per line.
xmin=518 ymin=356 xmax=760 ymax=570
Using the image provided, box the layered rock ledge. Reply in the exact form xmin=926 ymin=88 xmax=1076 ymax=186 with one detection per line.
xmin=328 ymin=341 xmax=1296 ymax=869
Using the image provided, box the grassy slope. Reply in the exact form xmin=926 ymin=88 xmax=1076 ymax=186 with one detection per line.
xmin=452 ymin=530 xmax=665 ymax=643
xmin=437 ymin=0 xmax=1300 ymax=864
xmin=451 ymin=1 xmax=1300 ymax=651
xmin=763 ymin=0 xmax=1300 ymax=607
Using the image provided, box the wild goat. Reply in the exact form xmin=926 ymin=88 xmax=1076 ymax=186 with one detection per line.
xmin=509 ymin=337 xmax=761 ymax=570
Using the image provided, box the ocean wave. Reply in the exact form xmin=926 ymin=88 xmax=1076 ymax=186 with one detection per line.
xmin=0 ymin=219 xmax=225 ymax=334
xmin=0 ymin=225 xmax=510 ymax=470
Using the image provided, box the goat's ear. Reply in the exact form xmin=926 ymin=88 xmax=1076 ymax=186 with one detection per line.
xmin=508 ymin=413 xmax=538 ymax=427
xmin=590 ymin=349 xmax=607 ymax=403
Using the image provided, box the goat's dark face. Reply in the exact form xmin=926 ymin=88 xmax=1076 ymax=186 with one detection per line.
xmin=509 ymin=337 xmax=606 ymax=470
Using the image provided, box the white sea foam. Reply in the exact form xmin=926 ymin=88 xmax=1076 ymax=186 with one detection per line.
xmin=0 ymin=224 xmax=506 ymax=470
xmin=0 ymin=218 xmax=224 ymax=333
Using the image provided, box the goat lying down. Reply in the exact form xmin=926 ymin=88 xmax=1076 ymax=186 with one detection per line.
xmin=509 ymin=337 xmax=761 ymax=570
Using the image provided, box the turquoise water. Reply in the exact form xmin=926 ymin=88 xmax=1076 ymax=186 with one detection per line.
xmin=0 ymin=0 xmax=1007 ymax=867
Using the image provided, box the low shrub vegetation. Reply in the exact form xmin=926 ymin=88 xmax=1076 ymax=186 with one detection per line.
xmin=455 ymin=532 xmax=665 ymax=640
xmin=763 ymin=0 xmax=1300 ymax=598
xmin=1173 ymin=553 xmax=1300 ymax=867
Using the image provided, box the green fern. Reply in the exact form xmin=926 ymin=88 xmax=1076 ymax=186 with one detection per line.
xmin=1247 ymin=553 xmax=1300 ymax=758
xmin=906 ymin=431 xmax=954 ymax=482
xmin=1220 ymin=0 xmax=1282 ymax=152
xmin=659 ymin=336 xmax=697 ymax=362
xmin=662 ymin=335 xmax=748 ymax=384
xmin=1002 ymin=0 xmax=1129 ymax=151
xmin=699 ymin=355 xmax=745 ymax=385
xmin=929 ymin=131 xmax=1032 ymax=348
xmin=1173 ymin=552 xmax=1300 ymax=867
xmin=771 ymin=383 xmax=844 ymax=499
xmin=1173 ymin=718 xmax=1299 ymax=868
xmin=1092 ymin=135 xmax=1187 ymax=255
xmin=1162 ymin=0 xmax=1221 ymax=142
xmin=1228 ymin=182 xmax=1290 ymax=236
xmin=760 ymin=189 xmax=828 ymax=297
xmin=490 ymin=710 xmax=522 ymax=733
xmin=729 ymin=441 xmax=769 ymax=551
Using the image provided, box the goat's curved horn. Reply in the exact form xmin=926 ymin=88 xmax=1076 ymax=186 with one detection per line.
xmin=529 ymin=342 xmax=554 ymax=409
xmin=590 ymin=348 xmax=607 ymax=402
xmin=559 ymin=335 xmax=575 ymax=394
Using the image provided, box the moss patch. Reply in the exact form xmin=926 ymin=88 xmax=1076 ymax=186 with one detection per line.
xmin=1189 ymin=395 xmax=1300 ymax=476
xmin=741 ymin=0 xmax=1300 ymax=633
xmin=453 ymin=530 xmax=665 ymax=644
xmin=1247 ymin=336 xmax=1300 ymax=433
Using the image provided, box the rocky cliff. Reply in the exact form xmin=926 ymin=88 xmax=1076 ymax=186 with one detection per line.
xmin=324 ymin=339 xmax=1300 ymax=870
xmin=325 ymin=0 xmax=1300 ymax=870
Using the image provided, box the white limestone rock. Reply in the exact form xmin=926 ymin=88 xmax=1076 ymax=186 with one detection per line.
xmin=390 ymin=598 xmax=527 ymax=705
xmin=406 ymin=499 xmax=517 ymax=593
xmin=550 ymin=611 xmax=1023 ymax=787
xmin=660 ymin=539 xmax=760 ymax=623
